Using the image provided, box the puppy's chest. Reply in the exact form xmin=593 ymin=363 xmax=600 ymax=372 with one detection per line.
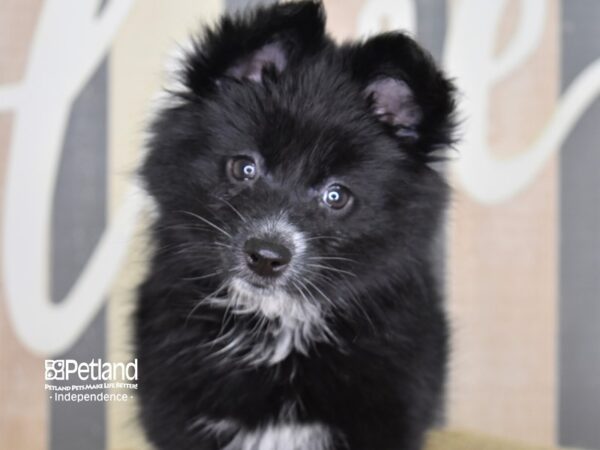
xmin=224 ymin=423 xmax=333 ymax=450
xmin=191 ymin=407 xmax=334 ymax=450
xmin=196 ymin=333 xmax=341 ymax=449
xmin=211 ymin=307 xmax=331 ymax=367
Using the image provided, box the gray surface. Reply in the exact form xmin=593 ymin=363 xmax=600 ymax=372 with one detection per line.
xmin=416 ymin=0 xmax=447 ymax=63
xmin=560 ymin=1 xmax=600 ymax=448
xmin=50 ymin=59 xmax=108 ymax=450
xmin=415 ymin=0 xmax=448 ymax=426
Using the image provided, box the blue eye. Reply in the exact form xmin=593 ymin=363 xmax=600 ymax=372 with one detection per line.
xmin=228 ymin=156 xmax=257 ymax=181
xmin=323 ymin=184 xmax=352 ymax=210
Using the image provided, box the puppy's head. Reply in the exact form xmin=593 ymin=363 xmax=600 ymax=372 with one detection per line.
xmin=142 ymin=1 xmax=456 ymax=329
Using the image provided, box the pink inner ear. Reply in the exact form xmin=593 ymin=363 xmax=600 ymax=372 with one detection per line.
xmin=365 ymin=78 xmax=421 ymax=134
xmin=226 ymin=42 xmax=288 ymax=82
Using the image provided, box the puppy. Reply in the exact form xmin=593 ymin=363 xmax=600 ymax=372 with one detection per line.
xmin=135 ymin=2 xmax=456 ymax=449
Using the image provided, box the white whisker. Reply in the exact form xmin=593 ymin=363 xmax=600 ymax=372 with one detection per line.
xmin=180 ymin=210 xmax=233 ymax=239
xmin=215 ymin=196 xmax=248 ymax=223
xmin=305 ymin=263 xmax=357 ymax=278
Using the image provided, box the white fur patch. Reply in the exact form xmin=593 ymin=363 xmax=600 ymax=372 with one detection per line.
xmin=208 ymin=278 xmax=333 ymax=365
xmin=190 ymin=416 xmax=333 ymax=450
xmin=226 ymin=423 xmax=333 ymax=450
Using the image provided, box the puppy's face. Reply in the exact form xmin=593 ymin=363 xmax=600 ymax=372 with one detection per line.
xmin=142 ymin=2 xmax=455 ymax=327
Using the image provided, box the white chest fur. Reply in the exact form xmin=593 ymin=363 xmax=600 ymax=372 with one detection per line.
xmin=208 ymin=278 xmax=334 ymax=366
xmin=190 ymin=416 xmax=333 ymax=450
xmin=225 ymin=423 xmax=333 ymax=450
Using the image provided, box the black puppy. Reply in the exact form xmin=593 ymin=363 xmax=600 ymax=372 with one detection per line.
xmin=136 ymin=2 xmax=456 ymax=449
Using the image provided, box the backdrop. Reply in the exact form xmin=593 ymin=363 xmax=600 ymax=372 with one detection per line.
xmin=0 ymin=1 xmax=599 ymax=449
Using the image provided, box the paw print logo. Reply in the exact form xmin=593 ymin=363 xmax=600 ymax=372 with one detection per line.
xmin=45 ymin=360 xmax=65 ymax=381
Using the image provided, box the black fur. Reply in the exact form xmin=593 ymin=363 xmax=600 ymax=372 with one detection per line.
xmin=135 ymin=2 xmax=456 ymax=449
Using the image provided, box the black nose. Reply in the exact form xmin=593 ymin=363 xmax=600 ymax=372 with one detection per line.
xmin=244 ymin=238 xmax=292 ymax=278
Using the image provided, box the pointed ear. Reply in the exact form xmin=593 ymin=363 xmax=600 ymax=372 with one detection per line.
xmin=364 ymin=77 xmax=422 ymax=140
xmin=350 ymin=33 xmax=456 ymax=154
xmin=225 ymin=41 xmax=288 ymax=82
xmin=180 ymin=1 xmax=326 ymax=95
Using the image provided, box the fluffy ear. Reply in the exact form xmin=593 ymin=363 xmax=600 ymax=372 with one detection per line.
xmin=180 ymin=1 xmax=326 ymax=96
xmin=350 ymin=33 xmax=456 ymax=155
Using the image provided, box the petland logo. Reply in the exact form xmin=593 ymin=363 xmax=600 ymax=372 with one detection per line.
xmin=45 ymin=359 xmax=138 ymax=382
